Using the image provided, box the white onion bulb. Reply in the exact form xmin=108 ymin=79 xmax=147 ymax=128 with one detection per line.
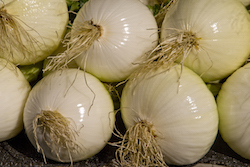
xmin=119 ymin=64 xmax=218 ymax=166
xmin=23 ymin=69 xmax=115 ymax=163
xmin=217 ymin=63 xmax=250 ymax=160
xmin=0 ymin=0 xmax=68 ymax=65
xmin=0 ymin=58 xmax=31 ymax=142
xmin=159 ymin=0 xmax=250 ymax=82
xmin=70 ymin=0 xmax=159 ymax=82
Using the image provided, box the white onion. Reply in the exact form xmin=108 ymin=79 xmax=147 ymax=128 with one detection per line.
xmin=154 ymin=0 xmax=250 ymax=82
xmin=0 ymin=0 xmax=68 ymax=65
xmin=23 ymin=69 xmax=115 ymax=163
xmin=217 ymin=63 xmax=250 ymax=160
xmin=74 ymin=0 xmax=159 ymax=82
xmin=0 ymin=58 xmax=31 ymax=142
xmin=118 ymin=64 xmax=218 ymax=166
xmin=47 ymin=0 xmax=159 ymax=82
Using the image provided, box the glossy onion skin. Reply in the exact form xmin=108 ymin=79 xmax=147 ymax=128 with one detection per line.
xmin=23 ymin=69 xmax=115 ymax=162
xmin=0 ymin=58 xmax=31 ymax=142
xmin=217 ymin=63 xmax=250 ymax=160
xmin=161 ymin=0 xmax=250 ymax=82
xmin=1 ymin=0 xmax=68 ymax=65
xmin=74 ymin=0 xmax=159 ymax=82
xmin=121 ymin=65 xmax=218 ymax=165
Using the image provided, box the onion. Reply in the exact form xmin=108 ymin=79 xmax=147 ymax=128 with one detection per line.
xmin=23 ymin=69 xmax=115 ymax=164
xmin=0 ymin=58 xmax=31 ymax=142
xmin=46 ymin=0 xmax=159 ymax=82
xmin=117 ymin=63 xmax=218 ymax=166
xmin=0 ymin=0 xmax=68 ymax=65
xmin=217 ymin=63 xmax=250 ymax=160
xmin=146 ymin=0 xmax=250 ymax=82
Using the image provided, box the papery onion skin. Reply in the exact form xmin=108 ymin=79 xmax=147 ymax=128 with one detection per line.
xmin=0 ymin=58 xmax=31 ymax=142
xmin=0 ymin=0 xmax=68 ymax=65
xmin=74 ymin=0 xmax=159 ymax=82
xmin=161 ymin=0 xmax=250 ymax=82
xmin=23 ymin=69 xmax=115 ymax=162
xmin=120 ymin=64 xmax=218 ymax=165
xmin=217 ymin=63 xmax=250 ymax=160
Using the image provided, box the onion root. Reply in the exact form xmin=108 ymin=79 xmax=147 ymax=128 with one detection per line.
xmin=114 ymin=120 xmax=168 ymax=167
xmin=44 ymin=20 xmax=102 ymax=72
xmin=33 ymin=110 xmax=82 ymax=166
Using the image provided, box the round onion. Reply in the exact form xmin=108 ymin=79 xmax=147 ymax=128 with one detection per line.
xmin=47 ymin=0 xmax=159 ymax=82
xmin=152 ymin=0 xmax=250 ymax=82
xmin=23 ymin=69 xmax=115 ymax=163
xmin=118 ymin=64 xmax=218 ymax=166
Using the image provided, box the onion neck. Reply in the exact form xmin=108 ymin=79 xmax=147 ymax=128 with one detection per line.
xmin=115 ymin=120 xmax=168 ymax=167
xmin=33 ymin=110 xmax=81 ymax=165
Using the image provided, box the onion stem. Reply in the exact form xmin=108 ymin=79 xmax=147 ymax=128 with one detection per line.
xmin=33 ymin=110 xmax=82 ymax=166
xmin=115 ymin=120 xmax=168 ymax=167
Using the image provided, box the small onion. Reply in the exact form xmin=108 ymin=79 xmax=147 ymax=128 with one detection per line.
xmin=217 ymin=63 xmax=250 ymax=160
xmin=0 ymin=0 xmax=68 ymax=65
xmin=0 ymin=58 xmax=31 ymax=142
xmin=117 ymin=64 xmax=218 ymax=166
xmin=23 ymin=69 xmax=115 ymax=163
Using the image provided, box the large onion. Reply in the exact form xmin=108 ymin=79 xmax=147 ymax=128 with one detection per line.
xmin=149 ymin=0 xmax=250 ymax=82
xmin=117 ymin=64 xmax=218 ymax=166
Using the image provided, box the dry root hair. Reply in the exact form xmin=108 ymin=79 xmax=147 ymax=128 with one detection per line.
xmin=112 ymin=120 xmax=168 ymax=167
xmin=33 ymin=110 xmax=83 ymax=166
xmin=129 ymin=28 xmax=200 ymax=83
xmin=44 ymin=20 xmax=101 ymax=72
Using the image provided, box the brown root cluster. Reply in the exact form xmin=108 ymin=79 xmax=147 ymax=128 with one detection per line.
xmin=33 ymin=110 xmax=82 ymax=166
xmin=114 ymin=120 xmax=168 ymax=167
